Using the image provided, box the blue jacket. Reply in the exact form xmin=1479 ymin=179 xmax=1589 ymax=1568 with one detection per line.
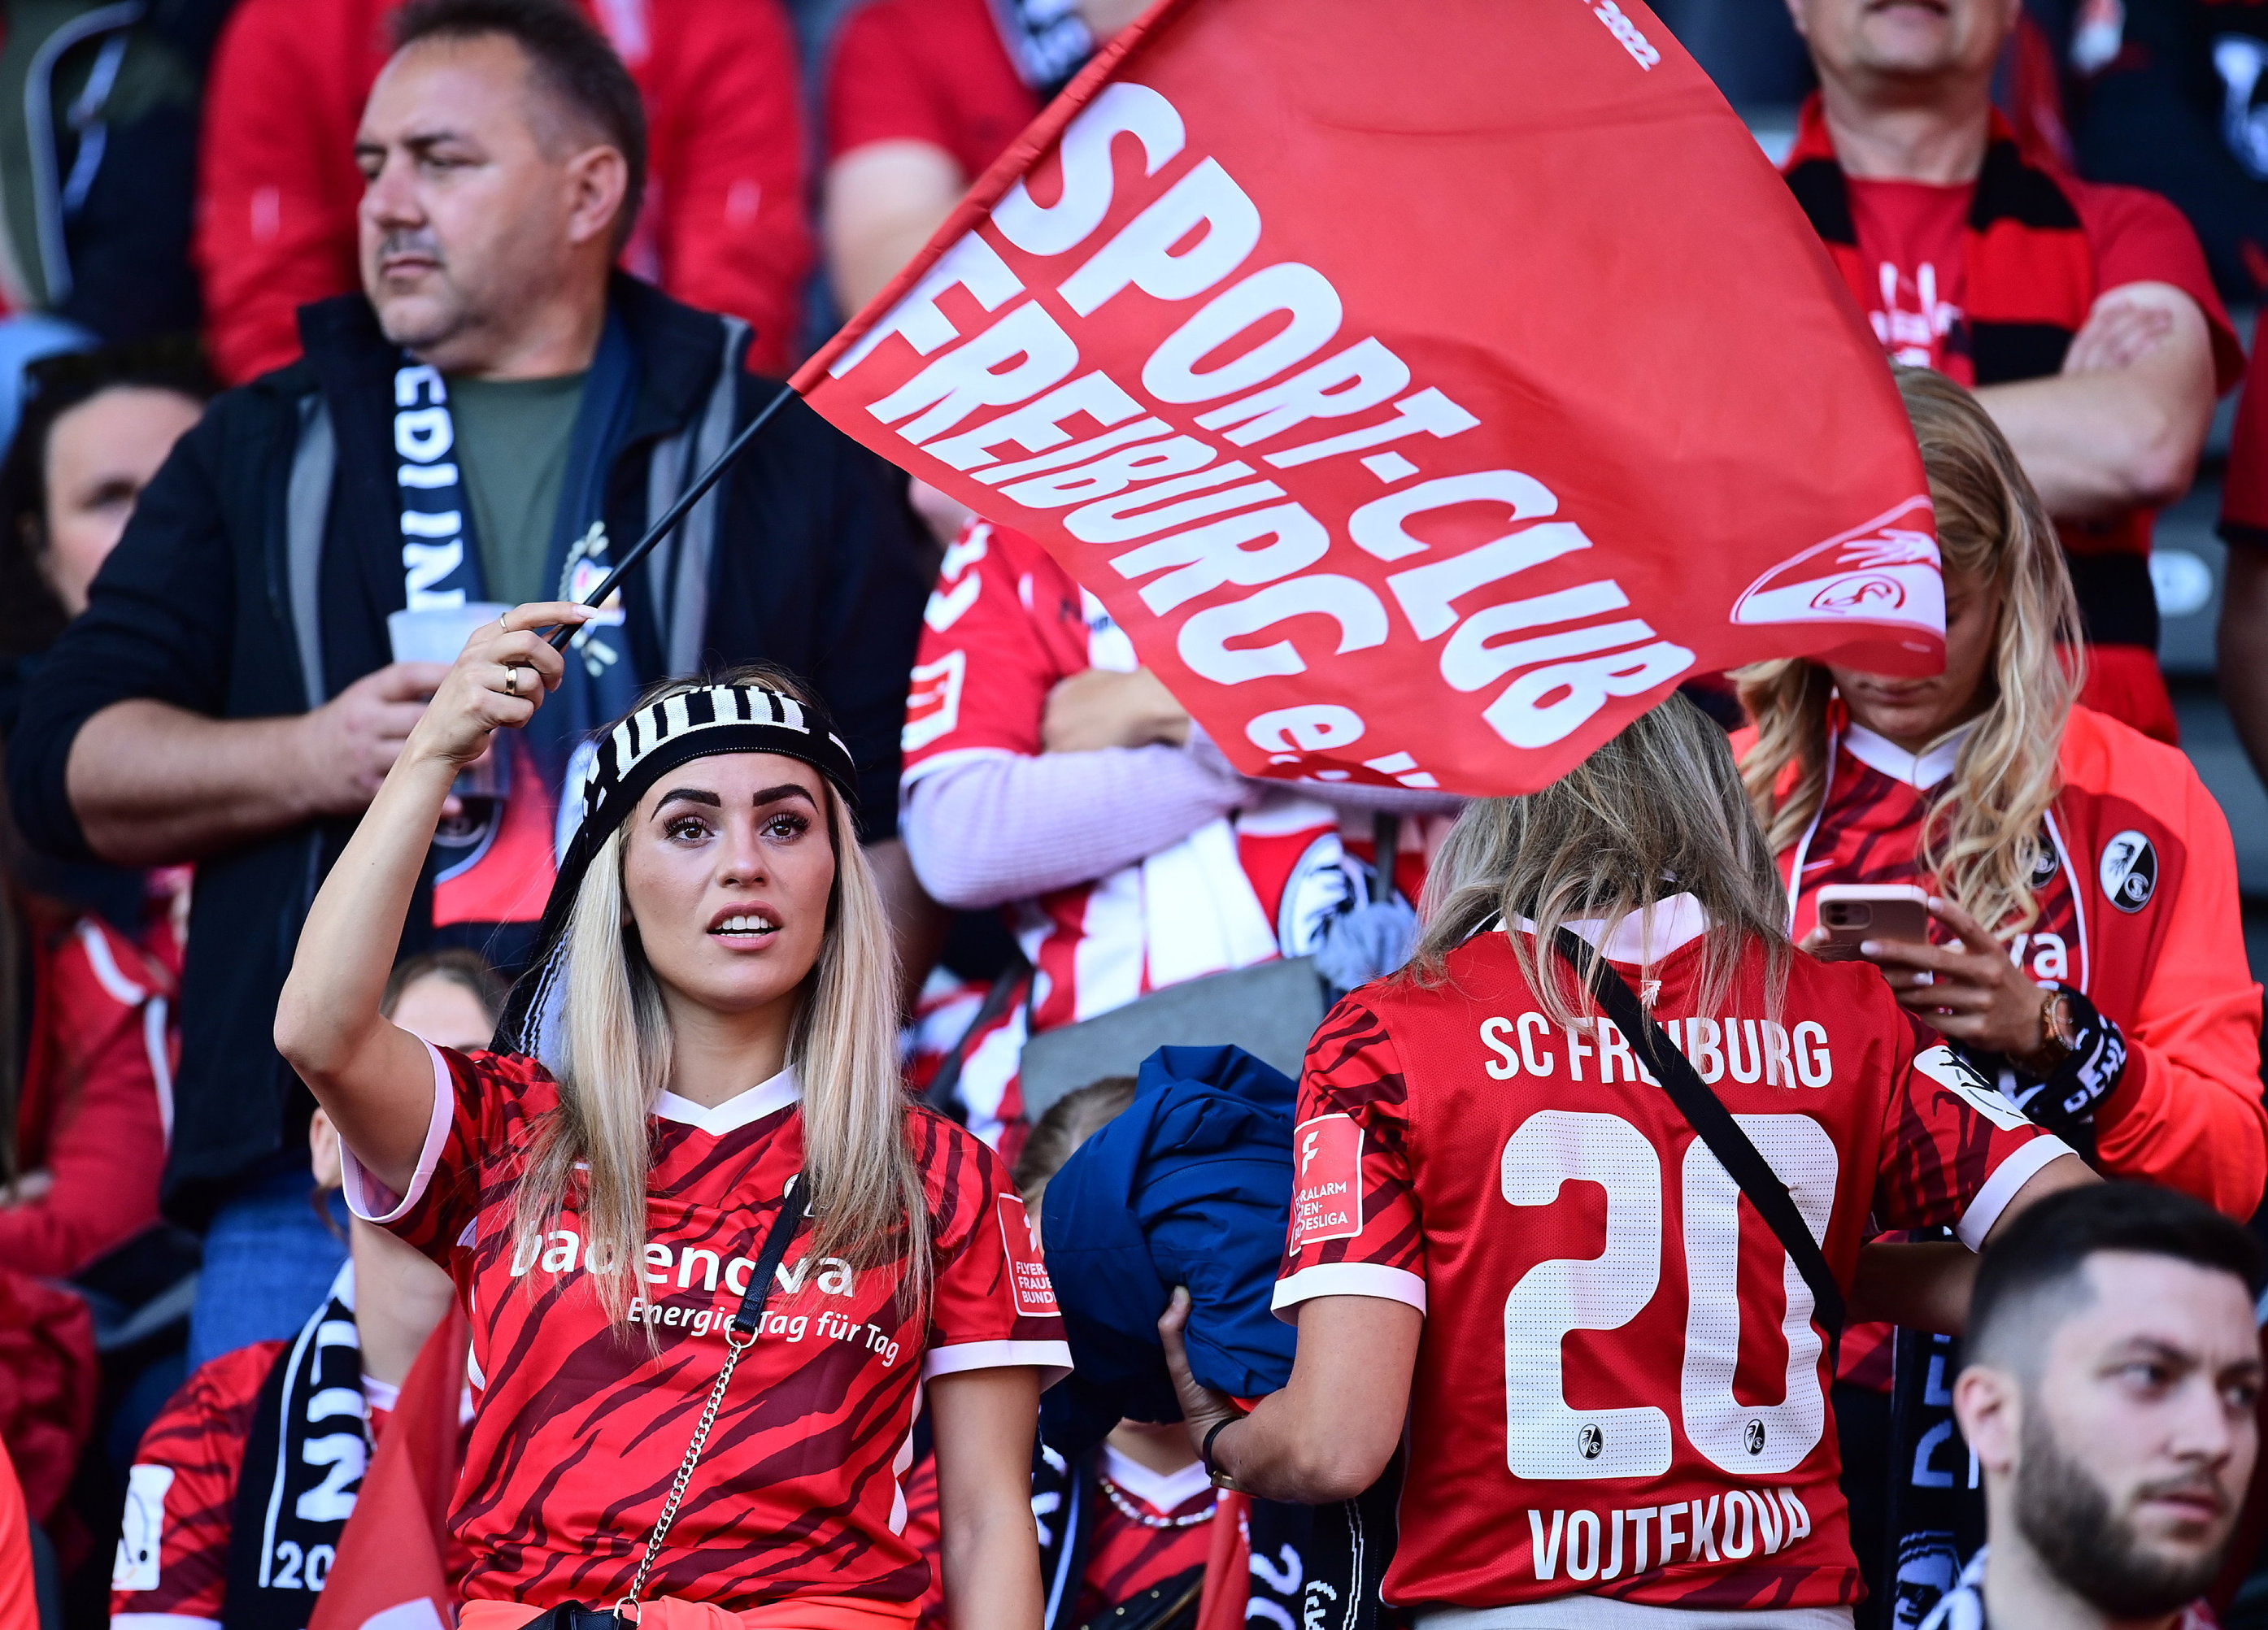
xmin=1038 ymin=1045 xmax=1300 ymax=1456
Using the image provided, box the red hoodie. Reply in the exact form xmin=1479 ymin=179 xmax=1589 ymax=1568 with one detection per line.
xmin=3 ymin=903 xmax=172 ymax=1278
xmin=195 ymin=0 xmax=812 ymax=383
xmin=1740 ymin=705 xmax=2266 ymax=1219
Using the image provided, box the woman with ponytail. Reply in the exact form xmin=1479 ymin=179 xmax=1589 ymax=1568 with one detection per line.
xmin=1739 ymin=368 xmax=2265 ymax=1228
xmin=276 ymin=602 xmax=1065 ymax=1630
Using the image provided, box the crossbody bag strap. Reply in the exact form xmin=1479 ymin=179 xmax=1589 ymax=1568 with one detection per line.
xmin=616 ymin=1173 xmax=807 ymax=1618
xmin=1550 ymin=930 xmax=1847 ymax=1364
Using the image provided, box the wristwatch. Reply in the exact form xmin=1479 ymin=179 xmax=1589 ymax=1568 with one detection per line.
xmin=2017 ymin=987 xmax=2080 ymax=1077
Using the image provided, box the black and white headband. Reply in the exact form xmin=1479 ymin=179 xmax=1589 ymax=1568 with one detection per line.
xmin=577 ymin=682 xmax=859 ymax=833
xmin=493 ymin=681 xmax=860 ymax=1058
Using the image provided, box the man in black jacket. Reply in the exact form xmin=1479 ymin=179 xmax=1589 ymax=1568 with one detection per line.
xmin=4 ymin=0 xmax=928 ymax=1364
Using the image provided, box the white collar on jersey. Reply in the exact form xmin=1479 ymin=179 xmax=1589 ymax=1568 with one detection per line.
xmin=1506 ymin=892 xmax=1712 ymax=962
xmin=1099 ymin=1443 xmax=1215 ymax=1511
xmin=1842 ymin=719 xmax=1975 ymax=790
xmin=652 ymin=1067 xmax=801 ymax=1137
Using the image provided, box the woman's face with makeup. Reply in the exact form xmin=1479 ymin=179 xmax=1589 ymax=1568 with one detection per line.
xmin=618 ymin=751 xmax=837 ymax=1018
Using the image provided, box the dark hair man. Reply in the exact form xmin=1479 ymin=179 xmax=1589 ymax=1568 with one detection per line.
xmin=1780 ymin=0 xmax=2243 ymax=745
xmin=197 ymin=0 xmax=811 ymax=383
xmin=1931 ymin=1184 xmax=2265 ymax=1629
xmin=5 ymin=0 xmax=926 ymax=1368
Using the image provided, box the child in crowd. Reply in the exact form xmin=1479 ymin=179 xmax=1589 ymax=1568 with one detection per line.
xmin=907 ymin=1077 xmax=1222 ymax=1630
xmin=109 ymin=954 xmax=481 ymax=1630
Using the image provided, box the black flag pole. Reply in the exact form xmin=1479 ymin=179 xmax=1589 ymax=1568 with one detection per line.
xmin=1371 ymin=812 xmax=1400 ymax=906
xmin=546 ymin=377 xmax=801 ymax=651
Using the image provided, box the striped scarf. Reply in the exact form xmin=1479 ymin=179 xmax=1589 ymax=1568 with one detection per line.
xmin=1783 ymin=99 xmax=2154 ymax=647
xmin=1783 ymin=98 xmax=2099 ymax=392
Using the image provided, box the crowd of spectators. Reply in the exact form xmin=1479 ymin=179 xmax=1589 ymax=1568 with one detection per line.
xmin=0 ymin=0 xmax=2261 ymax=1628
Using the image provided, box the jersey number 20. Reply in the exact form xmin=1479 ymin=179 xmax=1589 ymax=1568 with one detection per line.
xmin=1501 ymin=1110 xmax=1837 ymax=1480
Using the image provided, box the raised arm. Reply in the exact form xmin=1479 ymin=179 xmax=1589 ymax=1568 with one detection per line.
xmin=273 ymin=602 xmax=589 ymax=1193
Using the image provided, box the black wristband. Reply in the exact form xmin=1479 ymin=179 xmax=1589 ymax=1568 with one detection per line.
xmin=2041 ymin=989 xmax=2127 ymax=1119
xmin=1201 ymin=1415 xmax=1241 ymax=1480
xmin=2005 ymin=987 xmax=2127 ymax=1137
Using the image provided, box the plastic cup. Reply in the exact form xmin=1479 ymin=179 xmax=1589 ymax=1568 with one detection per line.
xmin=385 ymin=601 xmax=514 ymax=665
xmin=387 ymin=601 xmax=515 ymax=801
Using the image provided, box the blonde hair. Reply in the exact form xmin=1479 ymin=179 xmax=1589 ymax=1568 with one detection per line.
xmin=1413 ymin=693 xmax=1790 ymax=1027
xmin=511 ymin=667 xmax=927 ymax=1322
xmin=1737 ymin=367 xmax=2080 ymax=937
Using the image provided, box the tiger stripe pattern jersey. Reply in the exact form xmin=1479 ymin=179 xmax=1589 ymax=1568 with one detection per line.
xmin=340 ymin=1046 xmax=1069 ymax=1611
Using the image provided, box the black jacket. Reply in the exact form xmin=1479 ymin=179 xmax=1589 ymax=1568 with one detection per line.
xmin=6 ymin=276 xmax=929 ymax=1218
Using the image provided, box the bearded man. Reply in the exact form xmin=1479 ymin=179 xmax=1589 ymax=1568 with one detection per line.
xmin=1934 ymin=1183 xmax=2264 ymax=1629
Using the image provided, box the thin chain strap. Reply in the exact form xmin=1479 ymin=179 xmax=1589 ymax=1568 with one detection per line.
xmin=614 ymin=1176 xmax=803 ymax=1622
xmin=616 ymin=1324 xmax=754 ymax=1617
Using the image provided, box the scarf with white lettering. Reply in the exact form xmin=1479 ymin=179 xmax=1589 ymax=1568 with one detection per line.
xmin=391 ymin=312 xmax=645 ymax=791
xmin=224 ymin=1270 xmax=365 ymax=1630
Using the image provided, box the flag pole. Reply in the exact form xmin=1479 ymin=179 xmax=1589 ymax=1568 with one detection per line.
xmin=546 ymin=378 xmax=801 ymax=651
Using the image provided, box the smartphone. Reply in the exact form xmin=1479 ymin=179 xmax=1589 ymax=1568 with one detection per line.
xmin=1813 ymin=884 xmax=1931 ymax=963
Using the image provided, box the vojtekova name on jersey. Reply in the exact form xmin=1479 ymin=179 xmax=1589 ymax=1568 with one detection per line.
xmin=1527 ymin=1487 xmax=1816 ymax=1585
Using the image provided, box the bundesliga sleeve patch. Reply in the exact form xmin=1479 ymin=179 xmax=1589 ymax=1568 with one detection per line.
xmin=1291 ymin=1114 xmax=1364 ymax=1250
xmin=114 ymin=1463 xmax=174 ymax=1592
xmin=1913 ymin=1045 xmax=2031 ymax=1130
xmin=996 ymin=1194 xmax=1060 ymax=1318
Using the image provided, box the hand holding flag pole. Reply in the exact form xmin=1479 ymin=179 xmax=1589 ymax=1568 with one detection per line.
xmin=543 ymin=379 xmax=801 ymax=651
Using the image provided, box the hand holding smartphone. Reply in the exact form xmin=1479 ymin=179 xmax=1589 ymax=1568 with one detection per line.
xmin=1811 ymin=885 xmax=1932 ymax=963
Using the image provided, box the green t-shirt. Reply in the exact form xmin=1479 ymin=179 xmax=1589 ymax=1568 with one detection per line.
xmin=446 ymin=371 xmax=589 ymax=607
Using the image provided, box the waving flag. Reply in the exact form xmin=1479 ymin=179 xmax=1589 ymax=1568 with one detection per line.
xmin=796 ymin=0 xmax=1938 ymax=795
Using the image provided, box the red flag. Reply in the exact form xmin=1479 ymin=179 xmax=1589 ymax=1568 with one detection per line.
xmin=796 ymin=0 xmax=1938 ymax=796
xmin=308 ymin=1304 xmax=469 ymax=1630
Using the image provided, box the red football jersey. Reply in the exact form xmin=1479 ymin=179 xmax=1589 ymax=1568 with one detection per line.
xmin=111 ymin=1341 xmax=282 ymax=1627
xmin=1274 ymin=902 xmax=2071 ymax=1613
xmin=1770 ymin=707 xmax=2266 ymax=1220
xmin=342 ymin=1047 xmax=1070 ymax=1612
xmin=900 ymin=1442 xmax=1214 ymax=1629
xmin=1784 ymin=722 xmax=2086 ymax=990
xmin=1819 ymin=134 xmax=2237 ymax=395
xmin=111 ymin=1273 xmax=421 ymax=1630
xmin=823 ymin=0 xmax=1039 ymax=182
xmin=1076 ymin=1449 xmax=1216 ymax=1623
xmin=903 ymin=520 xmax=1440 ymax=1144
